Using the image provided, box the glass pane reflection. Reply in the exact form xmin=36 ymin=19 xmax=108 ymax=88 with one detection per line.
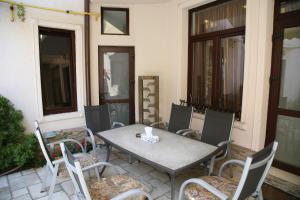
xmin=278 ymin=26 xmax=300 ymax=111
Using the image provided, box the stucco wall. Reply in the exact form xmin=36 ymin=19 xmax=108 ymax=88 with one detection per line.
xmin=0 ymin=0 xmax=275 ymax=151
xmin=0 ymin=0 xmax=86 ymax=132
xmin=171 ymin=0 xmax=274 ymax=151
xmin=90 ymin=1 xmax=177 ymax=123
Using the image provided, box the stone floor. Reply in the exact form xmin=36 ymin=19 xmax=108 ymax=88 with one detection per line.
xmin=0 ymin=147 xmax=211 ymax=200
xmin=1 ymin=146 xmax=299 ymax=200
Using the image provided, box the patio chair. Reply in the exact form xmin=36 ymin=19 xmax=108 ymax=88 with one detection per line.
xmin=59 ymin=142 xmax=153 ymax=200
xmin=151 ymin=103 xmax=193 ymax=134
xmin=84 ymin=104 xmax=124 ymax=148
xmin=34 ymin=121 xmax=100 ymax=200
xmin=183 ymin=109 xmax=235 ymax=176
xmin=179 ymin=141 xmax=278 ymax=200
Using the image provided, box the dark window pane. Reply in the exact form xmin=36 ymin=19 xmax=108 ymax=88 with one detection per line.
xmin=220 ymin=35 xmax=245 ymax=117
xmin=39 ymin=27 xmax=77 ymax=115
xmin=191 ymin=0 xmax=246 ymax=35
xmin=191 ymin=40 xmax=213 ymax=108
xmin=102 ymin=8 xmax=129 ymax=35
xmin=188 ymin=0 xmax=246 ymax=119
xmin=280 ymin=0 xmax=300 ymax=13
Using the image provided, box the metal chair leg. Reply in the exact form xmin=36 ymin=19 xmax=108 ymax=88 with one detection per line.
xmin=256 ymin=190 xmax=264 ymax=200
xmin=48 ymin=164 xmax=59 ymax=200
xmin=41 ymin=165 xmax=49 ymax=193
xmin=128 ymin=155 xmax=133 ymax=164
xmin=227 ymin=147 xmax=234 ymax=178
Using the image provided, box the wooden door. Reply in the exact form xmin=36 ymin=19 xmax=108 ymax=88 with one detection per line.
xmin=98 ymin=46 xmax=135 ymax=125
xmin=265 ymin=0 xmax=300 ymax=175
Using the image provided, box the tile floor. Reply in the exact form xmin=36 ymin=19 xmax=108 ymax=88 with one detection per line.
xmin=0 ymin=147 xmax=210 ymax=200
xmin=1 ymin=145 xmax=299 ymax=200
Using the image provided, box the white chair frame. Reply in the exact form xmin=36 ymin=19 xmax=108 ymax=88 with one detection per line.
xmin=60 ymin=143 xmax=153 ymax=200
xmin=34 ymin=121 xmax=99 ymax=200
xmin=178 ymin=142 xmax=278 ymax=200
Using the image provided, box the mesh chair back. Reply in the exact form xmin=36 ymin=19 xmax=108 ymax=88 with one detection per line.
xmin=34 ymin=128 xmax=53 ymax=166
xmin=84 ymin=104 xmax=111 ymax=133
xmin=168 ymin=103 xmax=193 ymax=133
xmin=201 ymin=109 xmax=234 ymax=146
xmin=61 ymin=143 xmax=88 ymax=198
xmin=236 ymin=142 xmax=277 ymax=199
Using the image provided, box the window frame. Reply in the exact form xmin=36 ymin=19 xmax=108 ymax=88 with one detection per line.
xmin=38 ymin=26 xmax=78 ymax=115
xmin=187 ymin=0 xmax=246 ymax=120
xmin=101 ymin=7 xmax=130 ymax=35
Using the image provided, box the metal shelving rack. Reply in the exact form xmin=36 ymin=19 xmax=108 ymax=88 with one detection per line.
xmin=138 ymin=76 xmax=159 ymax=125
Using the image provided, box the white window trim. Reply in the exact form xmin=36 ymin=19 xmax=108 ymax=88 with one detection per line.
xmin=32 ymin=19 xmax=85 ymax=123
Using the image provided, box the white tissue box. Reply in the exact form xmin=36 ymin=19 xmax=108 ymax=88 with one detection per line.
xmin=141 ymin=134 xmax=159 ymax=143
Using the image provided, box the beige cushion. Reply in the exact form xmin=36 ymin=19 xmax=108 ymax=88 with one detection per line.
xmin=89 ymin=175 xmax=147 ymax=200
xmin=184 ymin=176 xmax=238 ymax=200
xmin=95 ymin=137 xmax=105 ymax=145
xmin=58 ymin=156 xmax=96 ymax=178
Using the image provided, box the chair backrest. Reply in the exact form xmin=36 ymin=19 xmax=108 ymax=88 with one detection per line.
xmin=34 ymin=124 xmax=53 ymax=170
xmin=60 ymin=142 xmax=92 ymax=200
xmin=233 ymin=141 xmax=278 ymax=200
xmin=201 ymin=109 xmax=234 ymax=146
xmin=168 ymin=103 xmax=193 ymax=133
xmin=84 ymin=104 xmax=112 ymax=134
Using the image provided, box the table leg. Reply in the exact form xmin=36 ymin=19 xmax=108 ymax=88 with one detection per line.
xmin=170 ymin=173 xmax=176 ymax=200
xmin=100 ymin=143 xmax=111 ymax=176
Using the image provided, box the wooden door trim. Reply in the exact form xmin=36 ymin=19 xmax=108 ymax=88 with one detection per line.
xmin=265 ymin=0 xmax=300 ymax=175
xmin=98 ymin=46 xmax=135 ymax=124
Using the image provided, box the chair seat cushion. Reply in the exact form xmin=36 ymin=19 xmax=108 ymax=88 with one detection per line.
xmin=89 ymin=175 xmax=147 ymax=200
xmin=95 ymin=137 xmax=105 ymax=145
xmin=184 ymin=176 xmax=237 ymax=200
xmin=59 ymin=155 xmax=96 ymax=178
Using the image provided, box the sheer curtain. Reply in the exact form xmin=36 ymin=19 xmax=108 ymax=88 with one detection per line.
xmin=220 ymin=36 xmax=245 ymax=115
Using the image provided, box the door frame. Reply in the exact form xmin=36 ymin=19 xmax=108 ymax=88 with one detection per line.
xmin=265 ymin=0 xmax=300 ymax=175
xmin=98 ymin=46 xmax=135 ymax=124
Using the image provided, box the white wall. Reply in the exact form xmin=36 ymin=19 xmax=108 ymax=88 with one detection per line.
xmin=0 ymin=0 xmax=86 ymax=132
xmin=90 ymin=1 xmax=177 ymax=122
xmin=0 ymin=0 xmax=275 ymax=152
xmin=171 ymin=0 xmax=274 ymax=151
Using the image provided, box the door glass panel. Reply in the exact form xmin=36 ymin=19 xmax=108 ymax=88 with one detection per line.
xmin=220 ymin=35 xmax=245 ymax=119
xmin=280 ymin=1 xmax=300 ymax=13
xmin=103 ymin=52 xmax=129 ymax=100
xmin=109 ymin=103 xmax=129 ymax=125
xmin=191 ymin=40 xmax=213 ymax=107
xmin=278 ymin=26 xmax=300 ymax=111
xmin=275 ymin=115 xmax=300 ymax=168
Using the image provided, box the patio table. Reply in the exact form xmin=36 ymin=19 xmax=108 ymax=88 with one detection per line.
xmin=96 ymin=124 xmax=218 ymax=200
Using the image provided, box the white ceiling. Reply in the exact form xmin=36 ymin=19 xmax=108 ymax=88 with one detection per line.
xmin=92 ymin=0 xmax=171 ymax=5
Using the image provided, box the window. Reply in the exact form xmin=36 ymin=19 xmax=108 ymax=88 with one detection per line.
xmin=101 ymin=7 xmax=129 ymax=35
xmin=39 ymin=27 xmax=77 ymax=115
xmin=188 ymin=0 xmax=246 ymax=120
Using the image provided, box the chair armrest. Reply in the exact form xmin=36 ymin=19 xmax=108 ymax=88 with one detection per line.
xmin=112 ymin=189 xmax=152 ymax=200
xmin=150 ymin=121 xmax=165 ymax=127
xmin=112 ymin=122 xmax=125 ymax=128
xmin=176 ymin=129 xmax=193 ymax=135
xmin=217 ymin=140 xmax=232 ymax=147
xmin=181 ymin=130 xmax=197 ymax=136
xmin=82 ymin=161 xmax=120 ymax=175
xmin=218 ymin=159 xmax=245 ymax=177
xmin=179 ymin=178 xmax=228 ymax=200
xmin=48 ymin=139 xmax=85 ymax=153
